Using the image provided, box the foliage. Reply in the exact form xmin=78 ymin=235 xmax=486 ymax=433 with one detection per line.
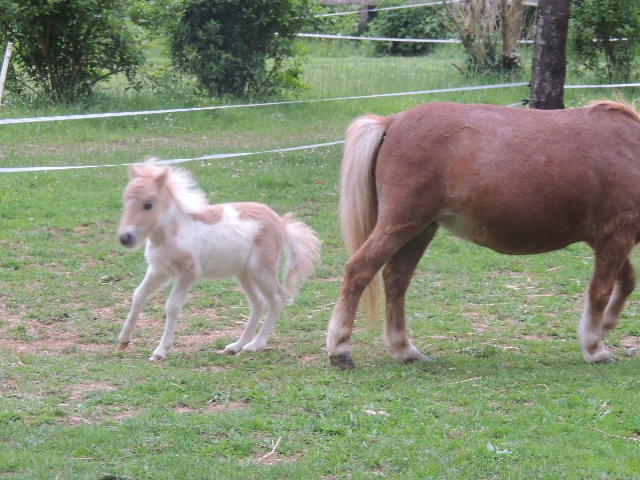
xmin=570 ymin=0 xmax=640 ymax=83
xmin=169 ymin=0 xmax=309 ymax=97
xmin=369 ymin=0 xmax=449 ymax=56
xmin=0 ymin=0 xmax=143 ymax=102
xmin=304 ymin=4 xmax=361 ymax=36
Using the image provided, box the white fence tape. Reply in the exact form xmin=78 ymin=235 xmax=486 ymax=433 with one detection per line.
xmin=314 ymin=1 xmax=453 ymax=18
xmin=3 ymin=80 xmax=640 ymax=174
xmin=2 ymin=81 xmax=638 ymax=127
xmin=313 ymin=1 xmax=538 ymax=18
xmin=0 ymin=82 xmax=529 ymax=126
xmin=297 ymin=32 xmax=534 ymax=44
xmin=297 ymin=33 xmax=461 ymax=43
xmin=0 ymin=140 xmax=345 ymax=173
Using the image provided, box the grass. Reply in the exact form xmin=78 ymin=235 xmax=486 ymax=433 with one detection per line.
xmin=2 ymin=41 xmax=640 ymax=479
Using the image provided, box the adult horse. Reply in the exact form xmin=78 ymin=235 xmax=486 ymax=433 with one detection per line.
xmin=327 ymin=101 xmax=640 ymax=369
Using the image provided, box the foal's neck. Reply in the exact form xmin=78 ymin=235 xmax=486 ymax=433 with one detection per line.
xmin=148 ymin=202 xmax=186 ymax=247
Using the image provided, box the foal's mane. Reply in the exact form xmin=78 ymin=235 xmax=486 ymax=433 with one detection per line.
xmin=138 ymin=161 xmax=210 ymax=214
xmin=587 ymin=100 xmax=640 ymax=123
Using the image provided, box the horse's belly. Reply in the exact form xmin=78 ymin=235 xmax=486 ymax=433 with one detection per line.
xmin=437 ymin=211 xmax=576 ymax=255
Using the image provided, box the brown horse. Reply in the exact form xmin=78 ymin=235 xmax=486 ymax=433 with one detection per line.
xmin=327 ymin=100 xmax=640 ymax=369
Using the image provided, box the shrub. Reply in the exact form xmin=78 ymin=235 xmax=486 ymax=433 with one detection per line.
xmin=369 ymin=0 xmax=448 ymax=56
xmin=0 ymin=0 xmax=142 ymax=102
xmin=169 ymin=0 xmax=309 ymax=97
xmin=570 ymin=0 xmax=640 ymax=83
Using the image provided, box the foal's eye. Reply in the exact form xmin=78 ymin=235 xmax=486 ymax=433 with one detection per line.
xmin=143 ymin=201 xmax=154 ymax=210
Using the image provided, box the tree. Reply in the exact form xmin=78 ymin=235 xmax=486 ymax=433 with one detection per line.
xmin=169 ymin=0 xmax=309 ymax=97
xmin=529 ymin=0 xmax=571 ymax=109
xmin=0 ymin=0 xmax=142 ymax=102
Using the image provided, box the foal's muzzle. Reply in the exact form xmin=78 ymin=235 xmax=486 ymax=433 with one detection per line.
xmin=119 ymin=233 xmax=136 ymax=247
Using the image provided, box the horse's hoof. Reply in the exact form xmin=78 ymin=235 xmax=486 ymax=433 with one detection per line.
xmin=117 ymin=342 xmax=129 ymax=351
xmin=627 ymin=347 xmax=639 ymax=358
xmin=149 ymin=353 xmax=166 ymax=361
xmin=592 ymin=355 xmax=615 ymax=364
xmin=402 ymin=351 xmax=431 ymax=363
xmin=329 ymin=353 xmax=356 ymax=369
xmin=392 ymin=345 xmax=430 ymax=363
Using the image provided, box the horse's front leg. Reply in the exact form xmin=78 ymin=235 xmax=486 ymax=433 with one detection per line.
xmin=118 ymin=268 xmax=170 ymax=350
xmin=579 ymin=238 xmax=634 ymax=364
xmin=150 ymin=275 xmax=194 ymax=361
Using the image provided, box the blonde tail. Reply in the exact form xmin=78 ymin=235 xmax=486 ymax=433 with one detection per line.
xmin=339 ymin=114 xmax=390 ymax=327
xmin=282 ymin=214 xmax=321 ymax=304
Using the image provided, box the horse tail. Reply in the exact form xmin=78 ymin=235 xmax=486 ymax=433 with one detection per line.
xmin=282 ymin=214 xmax=321 ymax=304
xmin=340 ymin=114 xmax=390 ymax=327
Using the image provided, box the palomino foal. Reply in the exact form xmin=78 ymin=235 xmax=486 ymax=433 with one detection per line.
xmin=328 ymin=101 xmax=640 ymax=369
xmin=117 ymin=162 xmax=320 ymax=360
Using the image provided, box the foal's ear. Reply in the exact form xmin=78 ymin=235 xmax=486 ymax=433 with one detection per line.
xmin=128 ymin=164 xmax=142 ymax=179
xmin=154 ymin=167 xmax=170 ymax=188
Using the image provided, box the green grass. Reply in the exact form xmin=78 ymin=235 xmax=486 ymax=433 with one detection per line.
xmin=1 ymin=42 xmax=640 ymax=479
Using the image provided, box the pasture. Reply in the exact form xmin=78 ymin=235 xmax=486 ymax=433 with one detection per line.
xmin=1 ymin=42 xmax=640 ymax=479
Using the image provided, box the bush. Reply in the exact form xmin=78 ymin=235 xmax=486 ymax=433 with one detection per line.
xmin=570 ymin=0 xmax=640 ymax=83
xmin=369 ymin=1 xmax=448 ymax=56
xmin=169 ymin=0 xmax=309 ymax=97
xmin=0 ymin=0 xmax=142 ymax=102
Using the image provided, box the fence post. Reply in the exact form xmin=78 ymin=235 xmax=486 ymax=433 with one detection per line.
xmin=0 ymin=42 xmax=14 ymax=105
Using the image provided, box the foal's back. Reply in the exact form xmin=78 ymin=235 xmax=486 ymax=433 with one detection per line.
xmin=171 ymin=202 xmax=284 ymax=280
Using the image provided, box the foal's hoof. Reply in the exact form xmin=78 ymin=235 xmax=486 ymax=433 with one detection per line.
xmin=117 ymin=342 xmax=129 ymax=351
xmin=329 ymin=353 xmax=356 ymax=370
xmin=149 ymin=353 xmax=166 ymax=362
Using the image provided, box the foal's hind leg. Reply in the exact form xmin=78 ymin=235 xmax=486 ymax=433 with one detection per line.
xmin=327 ymin=222 xmax=427 ymax=368
xmin=242 ymin=270 xmax=286 ymax=353
xmin=601 ymin=259 xmax=636 ymax=339
xmin=222 ymin=274 xmax=265 ymax=354
xmin=579 ymin=238 xmax=634 ymax=364
xmin=383 ymin=223 xmax=439 ymax=363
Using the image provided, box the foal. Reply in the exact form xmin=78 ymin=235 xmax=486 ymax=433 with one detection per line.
xmin=117 ymin=162 xmax=320 ymax=360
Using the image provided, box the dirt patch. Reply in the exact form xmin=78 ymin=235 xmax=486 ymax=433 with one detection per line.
xmin=65 ymin=407 xmax=142 ymax=425
xmin=64 ymin=382 xmax=117 ymax=403
xmin=0 ymin=299 xmax=245 ymax=357
xmin=175 ymin=400 xmax=248 ymax=415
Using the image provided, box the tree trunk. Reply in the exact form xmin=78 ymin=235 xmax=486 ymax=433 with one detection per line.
xmin=529 ymin=0 xmax=571 ymax=109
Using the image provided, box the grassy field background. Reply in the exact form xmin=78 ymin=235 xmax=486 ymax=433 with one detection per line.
xmin=1 ymin=41 xmax=640 ymax=479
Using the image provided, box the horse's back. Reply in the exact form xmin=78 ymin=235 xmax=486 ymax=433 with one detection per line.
xmin=375 ymin=102 xmax=640 ymax=254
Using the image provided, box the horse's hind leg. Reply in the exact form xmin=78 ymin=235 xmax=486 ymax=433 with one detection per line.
xmin=579 ymin=237 xmax=634 ymax=364
xmin=601 ymin=259 xmax=636 ymax=339
xmin=119 ymin=268 xmax=170 ymax=350
xmin=383 ymin=223 xmax=439 ymax=363
xmin=327 ymin=222 xmax=428 ymax=368
xmin=222 ymin=274 xmax=265 ymax=354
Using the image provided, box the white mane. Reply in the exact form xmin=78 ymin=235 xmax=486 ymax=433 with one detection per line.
xmin=166 ymin=166 xmax=210 ymax=214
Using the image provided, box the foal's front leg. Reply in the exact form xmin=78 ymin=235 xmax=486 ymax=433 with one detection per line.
xmin=150 ymin=275 xmax=194 ymax=361
xmin=119 ymin=268 xmax=170 ymax=350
